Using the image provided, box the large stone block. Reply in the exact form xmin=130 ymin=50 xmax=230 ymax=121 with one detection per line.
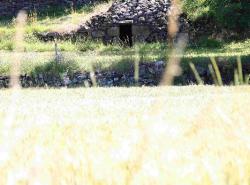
xmin=91 ymin=30 xmax=105 ymax=38
xmin=132 ymin=25 xmax=150 ymax=37
xmin=107 ymin=27 xmax=119 ymax=37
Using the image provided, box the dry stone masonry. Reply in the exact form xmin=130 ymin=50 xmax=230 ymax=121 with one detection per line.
xmin=1 ymin=58 xmax=249 ymax=88
xmin=85 ymin=0 xmax=188 ymax=44
xmin=38 ymin=0 xmax=189 ymax=44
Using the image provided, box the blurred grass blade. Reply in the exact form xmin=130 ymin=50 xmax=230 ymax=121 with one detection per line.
xmin=54 ymin=39 xmax=60 ymax=64
xmin=244 ymin=74 xmax=250 ymax=85
xmin=237 ymin=56 xmax=243 ymax=85
xmin=167 ymin=0 xmax=181 ymax=48
xmin=160 ymin=0 xmax=185 ymax=86
xmin=1 ymin=11 xmax=27 ymax=157
xmin=160 ymin=36 xmax=186 ymax=86
xmin=189 ymin=62 xmax=204 ymax=85
xmin=208 ymin=64 xmax=218 ymax=86
xmin=90 ymin=66 xmax=97 ymax=87
xmin=210 ymin=57 xmax=223 ymax=86
xmin=10 ymin=11 xmax=27 ymax=88
xmin=234 ymin=69 xmax=239 ymax=86
xmin=134 ymin=45 xmax=140 ymax=86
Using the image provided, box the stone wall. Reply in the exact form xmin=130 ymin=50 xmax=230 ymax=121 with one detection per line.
xmin=1 ymin=58 xmax=250 ymax=88
xmin=85 ymin=0 xmax=172 ymax=43
xmin=0 ymin=0 xmax=98 ymax=17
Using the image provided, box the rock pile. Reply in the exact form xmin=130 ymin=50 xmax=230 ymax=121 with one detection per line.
xmin=0 ymin=61 xmax=168 ymax=88
xmin=1 ymin=59 xmax=249 ymax=88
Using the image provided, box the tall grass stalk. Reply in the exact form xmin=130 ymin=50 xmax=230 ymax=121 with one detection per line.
xmin=160 ymin=37 xmax=186 ymax=85
xmin=160 ymin=0 xmax=186 ymax=86
xmin=54 ymin=39 xmax=60 ymax=64
xmin=210 ymin=57 xmax=223 ymax=86
xmin=244 ymin=75 xmax=250 ymax=84
xmin=4 ymin=10 xmax=27 ymax=126
xmin=208 ymin=64 xmax=218 ymax=85
xmin=234 ymin=69 xmax=240 ymax=86
xmin=167 ymin=0 xmax=181 ymax=48
xmin=234 ymin=56 xmax=250 ymax=85
xmin=4 ymin=11 xmax=27 ymax=122
xmin=189 ymin=62 xmax=204 ymax=85
xmin=10 ymin=11 xmax=27 ymax=88
xmin=237 ymin=56 xmax=243 ymax=84
xmin=134 ymin=45 xmax=140 ymax=85
xmin=1 ymin=11 xmax=27 ymax=167
xmin=89 ymin=55 xmax=97 ymax=87
xmin=28 ymin=9 xmax=38 ymax=23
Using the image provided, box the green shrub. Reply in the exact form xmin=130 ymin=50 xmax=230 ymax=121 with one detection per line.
xmin=76 ymin=39 xmax=103 ymax=52
xmin=31 ymin=59 xmax=79 ymax=78
xmin=183 ymin=0 xmax=250 ymax=30
xmin=209 ymin=0 xmax=250 ymax=30
xmin=0 ymin=40 xmax=14 ymax=50
xmin=182 ymin=0 xmax=210 ymax=20
xmin=197 ymin=37 xmax=223 ymax=48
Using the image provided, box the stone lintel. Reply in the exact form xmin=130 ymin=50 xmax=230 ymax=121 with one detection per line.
xmin=118 ymin=20 xmax=133 ymax=24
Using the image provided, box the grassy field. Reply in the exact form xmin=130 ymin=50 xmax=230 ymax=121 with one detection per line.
xmin=0 ymin=0 xmax=249 ymax=54
xmin=0 ymin=0 xmax=249 ymax=76
xmin=0 ymin=42 xmax=249 ymax=76
xmin=0 ymin=1 xmax=112 ymax=52
xmin=1 ymin=14 xmax=249 ymax=76
xmin=0 ymin=86 xmax=250 ymax=184
xmin=1 ymin=1 xmax=250 ymax=184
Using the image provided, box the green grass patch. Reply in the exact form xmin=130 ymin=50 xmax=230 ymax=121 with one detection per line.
xmin=0 ymin=50 xmax=249 ymax=78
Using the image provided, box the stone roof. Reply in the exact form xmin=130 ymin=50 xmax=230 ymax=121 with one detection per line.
xmin=85 ymin=0 xmax=188 ymax=43
xmin=87 ymin=0 xmax=171 ymax=28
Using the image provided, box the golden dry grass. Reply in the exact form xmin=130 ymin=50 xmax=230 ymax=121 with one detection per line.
xmin=0 ymin=86 xmax=250 ymax=185
xmin=51 ymin=1 xmax=113 ymax=33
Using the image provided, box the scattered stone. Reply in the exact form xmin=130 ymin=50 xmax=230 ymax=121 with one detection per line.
xmin=0 ymin=59 xmax=246 ymax=88
xmin=0 ymin=61 xmax=166 ymax=88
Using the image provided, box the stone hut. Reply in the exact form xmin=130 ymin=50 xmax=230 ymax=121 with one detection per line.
xmin=37 ymin=0 xmax=188 ymax=45
xmin=85 ymin=0 xmax=188 ymax=46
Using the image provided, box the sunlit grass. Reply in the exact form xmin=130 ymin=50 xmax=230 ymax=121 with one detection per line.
xmin=0 ymin=86 xmax=250 ymax=185
xmin=1 ymin=1 xmax=250 ymax=184
xmin=0 ymin=0 xmax=249 ymax=56
xmin=0 ymin=50 xmax=249 ymax=76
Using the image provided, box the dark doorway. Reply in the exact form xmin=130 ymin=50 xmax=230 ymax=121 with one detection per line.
xmin=119 ymin=24 xmax=133 ymax=47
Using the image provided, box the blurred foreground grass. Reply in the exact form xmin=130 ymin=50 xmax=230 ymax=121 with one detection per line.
xmin=0 ymin=86 xmax=250 ymax=185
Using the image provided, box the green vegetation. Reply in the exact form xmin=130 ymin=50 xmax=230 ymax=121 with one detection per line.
xmin=0 ymin=0 xmax=249 ymax=76
xmin=30 ymin=59 xmax=80 ymax=79
xmin=0 ymin=0 xmax=249 ymax=53
xmin=183 ymin=0 xmax=250 ymax=30
xmin=0 ymin=46 xmax=250 ymax=76
xmin=0 ymin=0 xmax=112 ymax=49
